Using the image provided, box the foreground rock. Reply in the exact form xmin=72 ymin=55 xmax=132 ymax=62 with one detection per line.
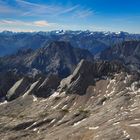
xmin=0 ymin=60 xmax=140 ymax=140
xmin=59 ymin=60 xmax=125 ymax=95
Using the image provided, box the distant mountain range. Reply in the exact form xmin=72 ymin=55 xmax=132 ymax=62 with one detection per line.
xmin=0 ymin=30 xmax=140 ymax=56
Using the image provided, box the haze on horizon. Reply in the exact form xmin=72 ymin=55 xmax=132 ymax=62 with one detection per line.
xmin=0 ymin=0 xmax=140 ymax=33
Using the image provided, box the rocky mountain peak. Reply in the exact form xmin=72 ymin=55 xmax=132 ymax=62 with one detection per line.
xmin=16 ymin=48 xmax=33 ymax=56
xmin=59 ymin=60 xmax=125 ymax=95
xmin=0 ymin=39 xmax=140 ymax=140
xmin=48 ymin=41 xmax=71 ymax=49
xmin=0 ymin=41 xmax=94 ymax=78
xmin=100 ymin=40 xmax=140 ymax=72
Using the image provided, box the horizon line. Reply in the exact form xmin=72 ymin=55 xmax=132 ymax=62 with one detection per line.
xmin=0 ymin=30 xmax=140 ymax=35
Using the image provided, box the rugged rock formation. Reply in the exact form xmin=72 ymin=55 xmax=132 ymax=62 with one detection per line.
xmin=0 ymin=59 xmax=140 ymax=140
xmin=0 ymin=41 xmax=94 ymax=101
xmin=0 ymin=40 xmax=140 ymax=140
xmin=1 ymin=30 xmax=140 ymax=56
xmin=33 ymin=74 xmax=61 ymax=98
xmin=0 ymin=41 xmax=94 ymax=78
xmin=6 ymin=77 xmax=32 ymax=101
xmin=6 ymin=74 xmax=61 ymax=101
xmin=4 ymin=60 xmax=125 ymax=101
xmin=59 ymin=60 xmax=125 ymax=95
xmin=100 ymin=40 xmax=140 ymax=72
xmin=0 ymin=71 xmax=21 ymax=100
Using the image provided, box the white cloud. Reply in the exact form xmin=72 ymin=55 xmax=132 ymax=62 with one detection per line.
xmin=76 ymin=9 xmax=94 ymax=18
xmin=56 ymin=5 xmax=80 ymax=15
xmin=0 ymin=19 xmax=53 ymax=27
xmin=0 ymin=0 xmax=96 ymax=32
xmin=15 ymin=0 xmax=94 ymax=18
xmin=0 ymin=18 xmax=112 ymax=33
xmin=33 ymin=20 xmax=49 ymax=27
xmin=0 ymin=27 xmax=35 ymax=32
xmin=16 ymin=0 xmax=78 ymax=15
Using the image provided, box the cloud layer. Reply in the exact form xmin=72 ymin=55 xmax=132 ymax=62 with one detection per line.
xmin=0 ymin=0 xmax=95 ymax=32
xmin=0 ymin=19 xmax=54 ymax=27
xmin=0 ymin=0 xmax=94 ymax=18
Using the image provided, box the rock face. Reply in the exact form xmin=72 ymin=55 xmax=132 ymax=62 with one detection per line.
xmin=30 ymin=41 xmax=94 ymax=78
xmin=0 ymin=71 xmax=21 ymax=100
xmin=0 ymin=41 xmax=93 ymax=101
xmin=100 ymin=41 xmax=140 ymax=72
xmin=0 ymin=59 xmax=126 ymax=101
xmin=0 ymin=41 xmax=94 ymax=78
xmin=59 ymin=60 xmax=125 ymax=95
xmin=0 ymin=59 xmax=140 ymax=140
xmin=6 ymin=74 xmax=61 ymax=101
xmin=6 ymin=77 xmax=31 ymax=101
xmin=33 ymin=74 xmax=60 ymax=98
xmin=0 ymin=40 xmax=140 ymax=140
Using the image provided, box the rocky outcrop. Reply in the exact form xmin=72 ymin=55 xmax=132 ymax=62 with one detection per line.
xmin=1 ymin=60 xmax=125 ymax=101
xmin=100 ymin=40 xmax=140 ymax=72
xmin=0 ymin=41 xmax=94 ymax=101
xmin=59 ymin=60 xmax=125 ymax=95
xmin=0 ymin=71 xmax=21 ymax=100
xmin=6 ymin=74 xmax=61 ymax=101
xmin=30 ymin=41 xmax=94 ymax=78
xmin=6 ymin=77 xmax=32 ymax=101
xmin=33 ymin=74 xmax=61 ymax=98
xmin=0 ymin=41 xmax=94 ymax=78
xmin=0 ymin=64 xmax=140 ymax=140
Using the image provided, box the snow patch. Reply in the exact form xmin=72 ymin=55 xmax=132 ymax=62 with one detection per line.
xmin=73 ymin=119 xmax=86 ymax=126
xmin=23 ymin=81 xmax=39 ymax=97
xmin=53 ymin=102 xmax=62 ymax=109
xmin=62 ymin=105 xmax=67 ymax=109
xmin=33 ymin=95 xmax=38 ymax=102
xmin=107 ymin=118 xmax=115 ymax=123
xmin=0 ymin=100 xmax=7 ymax=105
xmin=88 ymin=126 xmax=99 ymax=130
xmin=49 ymin=92 xmax=59 ymax=99
xmin=33 ymin=128 xmax=37 ymax=131
xmin=50 ymin=119 xmax=56 ymax=124
xmin=129 ymin=123 xmax=140 ymax=127
xmin=113 ymin=122 xmax=120 ymax=125
xmin=25 ymin=122 xmax=37 ymax=130
xmin=95 ymin=135 xmax=99 ymax=138
xmin=123 ymin=130 xmax=130 ymax=139
xmin=130 ymin=107 xmax=138 ymax=112
xmin=134 ymin=118 xmax=140 ymax=121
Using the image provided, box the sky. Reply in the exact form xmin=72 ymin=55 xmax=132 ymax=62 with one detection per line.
xmin=0 ymin=0 xmax=140 ymax=33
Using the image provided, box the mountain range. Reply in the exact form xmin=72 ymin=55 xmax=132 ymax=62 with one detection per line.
xmin=0 ymin=30 xmax=140 ymax=56
xmin=0 ymin=41 xmax=93 ymax=77
xmin=100 ymin=40 xmax=140 ymax=72
xmin=0 ymin=33 xmax=140 ymax=140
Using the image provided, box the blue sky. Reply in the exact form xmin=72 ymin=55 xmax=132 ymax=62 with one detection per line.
xmin=0 ymin=0 xmax=140 ymax=33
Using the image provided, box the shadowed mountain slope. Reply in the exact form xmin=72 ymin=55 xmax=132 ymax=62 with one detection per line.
xmin=100 ymin=41 xmax=140 ymax=72
xmin=0 ymin=41 xmax=94 ymax=78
